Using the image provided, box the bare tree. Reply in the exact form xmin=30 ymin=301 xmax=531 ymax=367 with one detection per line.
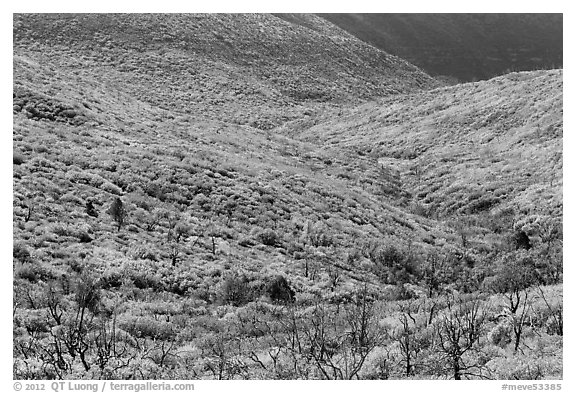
xmin=279 ymin=285 xmax=382 ymax=379
xmin=198 ymin=332 xmax=246 ymax=380
xmin=511 ymin=289 xmax=531 ymax=353
xmin=393 ymin=300 xmax=429 ymax=377
xmin=92 ymin=310 xmax=135 ymax=377
xmin=434 ymin=294 xmax=487 ymax=380
xmin=168 ymin=242 xmax=181 ymax=267
xmin=535 ymin=286 xmax=563 ymax=336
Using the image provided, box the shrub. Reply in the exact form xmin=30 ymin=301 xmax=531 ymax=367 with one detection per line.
xmin=221 ymin=274 xmax=254 ymax=306
xmin=125 ymin=268 xmax=163 ymax=291
xmin=60 ymin=109 xmax=77 ymax=118
xmin=13 ymin=153 xmax=25 ymax=165
xmin=488 ymin=320 xmax=512 ymax=347
xmin=108 ymin=197 xmax=128 ymax=231
xmin=257 ymin=228 xmax=279 ymax=246
xmin=265 ymin=275 xmax=295 ymax=303
xmin=74 ymin=272 xmax=102 ymax=313
xmin=370 ymin=244 xmax=418 ymax=285
xmin=85 ymin=200 xmax=99 ymax=217
xmin=13 ymin=243 xmax=32 ymax=264
xmin=77 ymin=231 xmax=93 ymax=243
xmin=237 ymin=236 xmax=256 ymax=247
xmin=118 ymin=315 xmax=176 ymax=340
xmin=60 ymin=193 xmax=84 ymax=206
xmin=15 ymin=264 xmax=53 ymax=283
xmin=383 ymin=283 xmax=418 ymax=301
xmin=100 ymin=269 xmax=124 ymax=289
xmin=486 ymin=355 xmax=561 ymax=380
xmin=485 ymin=252 xmax=538 ymax=299
xmin=512 ymin=230 xmax=532 ymax=250
xmin=101 ymin=181 xmax=123 ymax=195
xmin=34 ymin=145 xmax=49 ymax=154
xmin=65 ymin=170 xmax=105 ymax=187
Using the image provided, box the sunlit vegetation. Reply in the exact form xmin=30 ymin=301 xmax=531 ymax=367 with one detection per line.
xmin=13 ymin=14 xmax=562 ymax=380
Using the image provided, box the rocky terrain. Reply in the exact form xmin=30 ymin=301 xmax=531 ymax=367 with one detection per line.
xmin=13 ymin=14 xmax=562 ymax=380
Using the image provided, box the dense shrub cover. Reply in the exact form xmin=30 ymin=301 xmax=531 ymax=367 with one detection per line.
xmin=12 ymin=14 xmax=562 ymax=380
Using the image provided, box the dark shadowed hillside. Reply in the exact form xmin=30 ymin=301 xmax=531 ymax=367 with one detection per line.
xmin=318 ymin=14 xmax=563 ymax=82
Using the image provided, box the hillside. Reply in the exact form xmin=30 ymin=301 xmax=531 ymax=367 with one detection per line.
xmin=292 ymin=70 xmax=563 ymax=223
xmin=13 ymin=28 xmax=462 ymax=317
xmin=13 ymin=13 xmax=437 ymax=130
xmin=13 ymin=14 xmax=562 ymax=381
xmin=318 ymin=14 xmax=563 ymax=82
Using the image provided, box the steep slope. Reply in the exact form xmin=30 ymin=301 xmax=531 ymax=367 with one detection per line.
xmin=13 ymin=50 xmax=460 ymax=296
xmin=292 ymin=70 xmax=563 ymax=226
xmin=319 ymin=14 xmax=563 ymax=82
xmin=12 ymin=14 xmax=562 ymax=381
xmin=13 ymin=13 xmax=437 ymax=130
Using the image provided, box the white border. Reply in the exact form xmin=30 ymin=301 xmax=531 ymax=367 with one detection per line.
xmin=2 ymin=3 xmax=572 ymax=392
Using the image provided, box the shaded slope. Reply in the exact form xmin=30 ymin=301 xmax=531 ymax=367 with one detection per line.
xmin=319 ymin=14 xmax=563 ymax=82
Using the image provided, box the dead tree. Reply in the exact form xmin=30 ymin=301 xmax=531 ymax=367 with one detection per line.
xmin=434 ymin=294 xmax=487 ymax=380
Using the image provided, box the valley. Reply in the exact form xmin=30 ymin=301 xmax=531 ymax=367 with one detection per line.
xmin=12 ymin=13 xmax=562 ymax=380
